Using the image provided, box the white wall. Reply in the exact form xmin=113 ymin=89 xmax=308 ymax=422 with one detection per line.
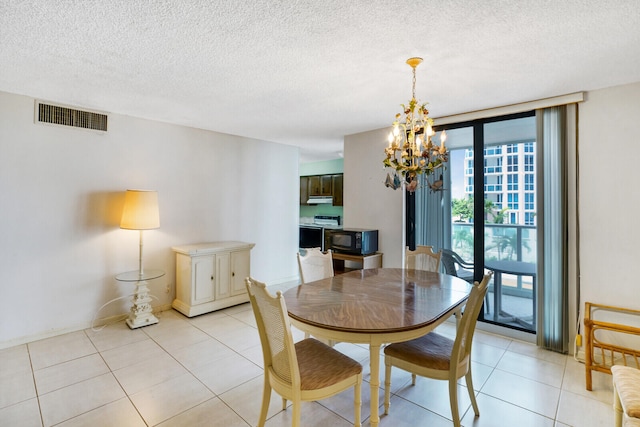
xmin=0 ymin=91 xmax=300 ymax=347
xmin=344 ymin=81 xmax=640 ymax=348
xmin=578 ymin=82 xmax=640 ymax=319
xmin=344 ymin=128 xmax=403 ymax=267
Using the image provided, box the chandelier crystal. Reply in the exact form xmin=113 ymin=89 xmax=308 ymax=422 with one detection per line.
xmin=383 ymin=57 xmax=448 ymax=192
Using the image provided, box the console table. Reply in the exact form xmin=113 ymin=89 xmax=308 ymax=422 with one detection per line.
xmin=332 ymin=252 xmax=383 ymax=274
xmin=172 ymin=241 xmax=254 ymax=317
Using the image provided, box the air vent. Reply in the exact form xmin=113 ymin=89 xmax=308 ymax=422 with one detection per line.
xmin=36 ymin=102 xmax=108 ymax=131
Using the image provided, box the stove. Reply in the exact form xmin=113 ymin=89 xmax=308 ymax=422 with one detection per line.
xmin=312 ymin=215 xmax=341 ymax=227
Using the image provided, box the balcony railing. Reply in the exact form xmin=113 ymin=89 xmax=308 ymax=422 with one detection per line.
xmin=451 ymin=222 xmax=536 ymax=298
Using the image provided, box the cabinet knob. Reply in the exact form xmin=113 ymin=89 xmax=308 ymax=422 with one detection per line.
xmin=211 ymin=276 xmax=214 ymax=281
xmin=232 ymin=272 xmax=235 ymax=277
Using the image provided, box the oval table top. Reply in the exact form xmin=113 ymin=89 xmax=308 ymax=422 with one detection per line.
xmin=283 ymin=267 xmax=472 ymax=335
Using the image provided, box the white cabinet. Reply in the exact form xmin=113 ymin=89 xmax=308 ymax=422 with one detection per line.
xmin=172 ymin=241 xmax=255 ymax=317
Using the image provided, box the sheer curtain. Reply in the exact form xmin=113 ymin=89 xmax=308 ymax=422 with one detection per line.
xmin=415 ymin=166 xmax=451 ymax=251
xmin=536 ymin=106 xmax=572 ymax=352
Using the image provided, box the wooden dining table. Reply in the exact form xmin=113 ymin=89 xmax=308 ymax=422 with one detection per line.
xmin=283 ymin=267 xmax=473 ymax=427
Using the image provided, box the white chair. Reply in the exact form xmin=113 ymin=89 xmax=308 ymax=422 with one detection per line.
xmin=245 ymin=277 xmax=363 ymax=427
xmin=383 ymin=273 xmax=492 ymax=427
xmin=297 ymin=248 xmax=334 ymax=283
xmin=405 ymin=245 xmax=442 ymax=272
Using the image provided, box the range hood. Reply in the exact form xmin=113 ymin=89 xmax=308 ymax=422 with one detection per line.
xmin=306 ymin=196 xmax=333 ymax=205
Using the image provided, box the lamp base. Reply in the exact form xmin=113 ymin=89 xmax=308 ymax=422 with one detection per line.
xmin=126 ymin=279 xmax=159 ymax=329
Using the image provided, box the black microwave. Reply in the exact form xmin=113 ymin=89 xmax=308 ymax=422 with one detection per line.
xmin=326 ymin=229 xmax=378 ymax=255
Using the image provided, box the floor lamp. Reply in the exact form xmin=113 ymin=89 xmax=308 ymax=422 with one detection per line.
xmin=119 ymin=189 xmax=162 ymax=329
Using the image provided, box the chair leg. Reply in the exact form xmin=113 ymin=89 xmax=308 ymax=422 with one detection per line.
xmin=465 ymin=370 xmax=480 ymax=416
xmin=292 ymin=399 xmax=301 ymax=427
xmin=258 ymin=378 xmax=271 ymax=427
xmin=354 ymin=379 xmax=362 ymax=427
xmin=613 ymin=381 xmax=623 ymax=427
xmin=449 ymin=378 xmax=461 ymax=427
xmin=281 ymin=397 xmax=287 ymax=410
xmin=384 ymin=363 xmax=392 ymax=415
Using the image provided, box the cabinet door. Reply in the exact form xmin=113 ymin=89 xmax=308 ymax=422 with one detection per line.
xmin=300 ymin=176 xmax=309 ymax=205
xmin=192 ymin=256 xmax=215 ymax=304
xmin=215 ymin=252 xmax=231 ymax=300
xmin=230 ymin=250 xmax=251 ymax=296
xmin=320 ymin=175 xmax=333 ymax=196
xmin=332 ymin=174 xmax=343 ymax=206
xmin=308 ymin=175 xmax=321 ymax=196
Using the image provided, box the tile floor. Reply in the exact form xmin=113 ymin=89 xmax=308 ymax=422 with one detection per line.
xmin=1 ymin=294 xmax=615 ymax=427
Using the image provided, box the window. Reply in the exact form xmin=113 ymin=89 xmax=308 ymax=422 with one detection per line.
xmin=525 ymin=192 xmax=535 ymax=210
xmin=484 ymin=157 xmax=502 ymax=174
xmin=508 ymin=193 xmax=519 ymax=209
xmin=524 ymin=142 xmax=534 ymax=152
xmin=525 ymin=173 xmax=535 ymax=191
xmin=507 ymin=174 xmax=518 ymax=191
xmin=507 ymin=144 xmax=519 ymax=153
xmin=507 ymin=155 xmax=518 ymax=172
xmin=525 ymin=212 xmax=535 ymax=225
xmin=525 ymin=154 xmax=534 ymax=172
xmin=485 ymin=175 xmax=503 ymax=192
xmin=484 ymin=146 xmax=502 ymax=156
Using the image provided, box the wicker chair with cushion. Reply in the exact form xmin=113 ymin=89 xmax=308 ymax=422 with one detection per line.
xmin=383 ymin=273 xmax=492 ymax=427
xmin=612 ymin=365 xmax=640 ymax=427
xmin=245 ymin=277 xmax=362 ymax=427
xmin=405 ymin=245 xmax=442 ymax=272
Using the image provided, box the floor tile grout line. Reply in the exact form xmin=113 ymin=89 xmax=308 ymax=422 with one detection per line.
xmin=25 ymin=342 xmax=46 ymax=427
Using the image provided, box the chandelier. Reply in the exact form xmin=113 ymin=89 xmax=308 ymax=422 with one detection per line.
xmin=383 ymin=57 xmax=448 ymax=192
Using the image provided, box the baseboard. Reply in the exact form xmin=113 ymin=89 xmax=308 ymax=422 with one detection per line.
xmin=0 ymin=303 xmax=174 ymax=350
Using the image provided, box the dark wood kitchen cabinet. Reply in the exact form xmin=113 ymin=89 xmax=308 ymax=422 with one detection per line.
xmin=300 ymin=173 xmax=344 ymax=205
xmin=331 ymin=174 xmax=343 ymax=206
xmin=319 ymin=175 xmax=332 ymax=196
xmin=300 ymin=176 xmax=309 ymax=205
xmin=307 ymin=176 xmax=321 ymax=196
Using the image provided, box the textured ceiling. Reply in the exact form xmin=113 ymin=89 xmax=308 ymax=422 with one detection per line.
xmin=1 ymin=1 xmax=640 ymax=162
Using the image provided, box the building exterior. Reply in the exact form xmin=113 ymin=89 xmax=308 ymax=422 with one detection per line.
xmin=464 ymin=141 xmax=536 ymax=226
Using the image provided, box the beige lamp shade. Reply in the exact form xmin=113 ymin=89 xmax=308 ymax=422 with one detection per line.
xmin=120 ymin=190 xmax=160 ymax=230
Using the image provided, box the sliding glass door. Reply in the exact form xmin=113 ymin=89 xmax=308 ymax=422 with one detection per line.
xmin=482 ymin=115 xmax=537 ymax=332
xmin=418 ymin=112 xmax=537 ymax=333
